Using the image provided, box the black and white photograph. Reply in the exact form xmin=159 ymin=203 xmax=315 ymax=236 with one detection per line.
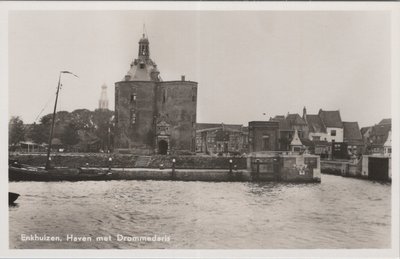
xmin=1 ymin=2 xmax=399 ymax=258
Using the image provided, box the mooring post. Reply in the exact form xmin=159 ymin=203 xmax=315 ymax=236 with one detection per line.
xmin=273 ymin=155 xmax=280 ymax=180
xmin=256 ymin=159 xmax=260 ymax=180
xmin=171 ymin=158 xmax=176 ymax=179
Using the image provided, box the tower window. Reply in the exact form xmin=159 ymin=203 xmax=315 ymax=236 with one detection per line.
xmin=130 ymin=109 xmax=136 ymax=124
xmin=139 ymin=63 xmax=145 ymax=69
xmin=130 ymin=94 xmax=136 ymax=104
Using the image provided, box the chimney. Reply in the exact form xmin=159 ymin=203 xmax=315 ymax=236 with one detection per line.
xmin=181 ymin=75 xmax=185 ymax=81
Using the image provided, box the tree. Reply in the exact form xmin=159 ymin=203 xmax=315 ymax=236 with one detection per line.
xmin=92 ymin=109 xmax=114 ymax=151
xmin=70 ymin=109 xmax=94 ymax=130
xmin=9 ymin=116 xmax=25 ymax=147
xmin=28 ymin=122 xmax=49 ymax=144
xmin=60 ymin=122 xmax=80 ymax=148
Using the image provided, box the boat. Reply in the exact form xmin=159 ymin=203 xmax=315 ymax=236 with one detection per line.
xmin=9 ymin=71 xmax=87 ymax=182
xmin=9 ymin=192 xmax=20 ymax=204
xmin=9 ymin=164 xmax=111 ymax=182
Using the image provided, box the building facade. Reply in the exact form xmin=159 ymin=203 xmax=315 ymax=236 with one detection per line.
xmin=343 ymin=121 xmax=364 ymax=154
xmin=363 ymin=119 xmax=392 ymax=154
xmin=114 ymin=33 xmax=198 ymax=155
xmin=248 ymin=121 xmax=279 ymax=152
xmin=195 ymin=123 xmax=248 ymax=156
xmin=270 ymin=112 xmax=308 ymax=151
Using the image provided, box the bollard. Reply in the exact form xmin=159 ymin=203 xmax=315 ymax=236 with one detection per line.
xmin=108 ymin=157 xmax=112 ymax=172
xmin=256 ymin=159 xmax=260 ymax=180
xmin=171 ymin=158 xmax=176 ymax=179
xmin=229 ymin=159 xmax=233 ymax=174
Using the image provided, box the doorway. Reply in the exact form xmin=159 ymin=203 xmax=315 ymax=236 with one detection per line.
xmin=158 ymin=140 xmax=168 ymax=155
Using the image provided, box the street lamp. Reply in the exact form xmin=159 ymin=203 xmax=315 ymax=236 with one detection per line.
xmin=171 ymin=158 xmax=176 ymax=178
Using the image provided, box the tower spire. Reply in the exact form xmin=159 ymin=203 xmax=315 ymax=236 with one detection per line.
xmin=138 ymin=25 xmax=150 ymax=59
xmin=143 ymin=23 xmax=147 ymax=38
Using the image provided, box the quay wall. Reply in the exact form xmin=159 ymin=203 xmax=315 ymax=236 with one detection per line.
xmin=9 ymin=153 xmax=247 ymax=170
xmin=105 ymin=169 xmax=251 ymax=182
xmin=322 ymin=156 xmax=391 ymax=181
xmin=247 ymin=153 xmax=321 ymax=182
xmin=321 ymin=160 xmax=349 ymax=176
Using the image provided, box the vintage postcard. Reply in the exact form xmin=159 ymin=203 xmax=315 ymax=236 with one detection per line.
xmin=1 ymin=1 xmax=399 ymax=258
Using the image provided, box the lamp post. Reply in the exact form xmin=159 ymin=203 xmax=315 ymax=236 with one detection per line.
xmin=171 ymin=158 xmax=176 ymax=178
xmin=108 ymin=157 xmax=112 ymax=171
xmin=45 ymin=71 xmax=78 ymax=170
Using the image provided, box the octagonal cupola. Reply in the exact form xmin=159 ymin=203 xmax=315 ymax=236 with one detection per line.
xmin=124 ymin=31 xmax=161 ymax=82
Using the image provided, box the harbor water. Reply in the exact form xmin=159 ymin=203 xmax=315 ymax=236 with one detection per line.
xmin=9 ymin=174 xmax=391 ymax=249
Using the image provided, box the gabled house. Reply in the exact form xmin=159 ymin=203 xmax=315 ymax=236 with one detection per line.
xmin=270 ymin=112 xmax=308 ymax=151
xmin=343 ymin=121 xmax=364 ymax=154
xmin=364 ymin=119 xmax=391 ymax=154
xmin=303 ymin=107 xmax=344 ymax=143
xmin=318 ymin=109 xmax=344 ymax=143
xmin=384 ymin=131 xmax=391 ymax=156
xmin=305 ymin=114 xmax=327 ymax=142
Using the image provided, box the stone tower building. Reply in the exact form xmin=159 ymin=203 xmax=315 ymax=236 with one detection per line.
xmin=98 ymin=84 xmax=109 ymax=110
xmin=114 ymin=33 xmax=198 ymax=155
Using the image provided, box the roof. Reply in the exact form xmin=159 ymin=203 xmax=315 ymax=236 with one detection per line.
xmin=371 ymin=123 xmax=391 ymax=136
xmin=196 ymin=123 xmax=244 ymax=133
xmin=286 ymin=113 xmax=307 ymax=126
xmin=306 ymin=114 xmax=326 ymax=133
xmin=290 ymin=130 xmax=303 ymax=146
xmin=196 ymin=123 xmax=222 ymax=130
xmin=125 ymin=58 xmax=159 ymax=81
xmin=270 ymin=116 xmax=291 ymax=131
xmin=384 ymin=131 xmax=391 ymax=147
xmin=343 ymin=122 xmax=362 ymax=141
xmin=360 ymin=126 xmax=372 ymax=136
xmin=369 ymin=123 xmax=391 ymax=146
xmin=318 ymin=110 xmax=343 ymax=128
xmin=379 ymin=118 xmax=391 ymax=125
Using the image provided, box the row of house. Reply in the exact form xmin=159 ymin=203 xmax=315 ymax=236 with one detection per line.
xmin=361 ymin=119 xmax=392 ymax=155
xmin=195 ymin=107 xmax=391 ymax=158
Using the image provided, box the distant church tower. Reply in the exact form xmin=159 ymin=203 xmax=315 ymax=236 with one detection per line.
xmin=99 ymin=84 xmax=109 ymax=110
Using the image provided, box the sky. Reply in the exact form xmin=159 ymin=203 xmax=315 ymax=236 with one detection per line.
xmin=8 ymin=10 xmax=392 ymax=128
